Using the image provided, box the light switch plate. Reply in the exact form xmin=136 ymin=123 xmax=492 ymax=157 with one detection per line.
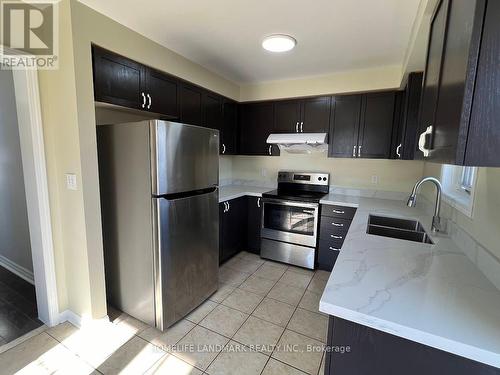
xmin=371 ymin=175 xmax=379 ymax=184
xmin=65 ymin=173 xmax=78 ymax=190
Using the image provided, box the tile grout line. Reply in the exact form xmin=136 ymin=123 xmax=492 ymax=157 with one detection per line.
xmin=201 ymin=255 xmax=281 ymax=374
xmin=47 ymin=253 xmax=324 ymax=375
xmin=261 ymin=264 xmax=319 ymax=375
xmin=167 ymin=254 xmax=272 ymax=373
xmin=47 ymin=325 xmax=134 ymax=374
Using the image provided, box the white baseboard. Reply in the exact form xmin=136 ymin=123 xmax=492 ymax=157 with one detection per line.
xmin=0 ymin=254 xmax=34 ymax=284
xmin=57 ymin=309 xmax=110 ymax=329
xmin=58 ymin=309 xmax=83 ymax=327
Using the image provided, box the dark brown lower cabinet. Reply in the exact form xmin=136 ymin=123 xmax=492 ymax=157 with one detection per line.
xmin=317 ymin=205 xmax=356 ymax=271
xmin=246 ymin=196 xmax=262 ymax=254
xmin=220 ymin=196 xmax=262 ymax=263
xmin=325 ymin=316 xmax=499 ymax=375
xmin=219 ymin=197 xmax=247 ymax=264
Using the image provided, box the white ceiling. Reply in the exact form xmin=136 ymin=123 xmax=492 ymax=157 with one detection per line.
xmin=79 ymin=0 xmax=422 ymax=84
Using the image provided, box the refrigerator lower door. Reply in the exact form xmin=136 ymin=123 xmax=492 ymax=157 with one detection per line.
xmin=153 ymin=188 xmax=219 ymax=329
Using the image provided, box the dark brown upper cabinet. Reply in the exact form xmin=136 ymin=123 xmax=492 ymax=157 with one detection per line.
xmin=239 ymin=102 xmax=279 ymax=156
xmin=329 ymin=95 xmax=362 ymax=158
xmin=92 ymin=45 xmax=146 ymax=110
xmin=465 ymin=0 xmax=500 ymax=166
xmin=329 ymin=92 xmax=396 ymax=159
xmin=274 ymin=96 xmax=331 ymax=133
xmin=391 ymin=72 xmax=424 ymax=160
xmin=416 ymin=0 xmax=448 ymax=161
xmin=146 ymin=68 xmax=179 ymax=118
xmin=274 ymin=100 xmax=301 ymax=133
xmin=92 ymin=45 xmax=178 ymax=118
xmin=179 ymin=83 xmax=204 ymax=126
xmin=203 ymin=91 xmax=223 ymax=130
xmin=221 ymin=99 xmax=238 ymax=155
xmin=301 ymin=96 xmax=332 ymax=132
xmin=419 ymin=0 xmax=500 ymax=166
xmin=358 ymin=92 xmax=396 ymax=159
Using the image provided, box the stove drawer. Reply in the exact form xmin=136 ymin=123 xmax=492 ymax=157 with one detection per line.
xmin=321 ymin=204 xmax=357 ymax=220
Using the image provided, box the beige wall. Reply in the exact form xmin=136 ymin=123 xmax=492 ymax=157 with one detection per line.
xmin=239 ymin=66 xmax=402 ymax=102
xmin=231 ymin=154 xmax=424 ymax=192
xmin=37 ymin=0 xmax=240 ymax=319
xmin=0 ymin=69 xmax=33 ymax=273
xmin=421 ymin=163 xmax=500 ymax=260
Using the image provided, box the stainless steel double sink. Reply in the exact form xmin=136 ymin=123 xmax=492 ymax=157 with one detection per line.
xmin=367 ymin=215 xmax=434 ymax=245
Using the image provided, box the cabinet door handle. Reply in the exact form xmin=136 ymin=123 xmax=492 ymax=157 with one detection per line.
xmin=331 ymin=222 xmax=344 ymax=227
xmin=332 ymin=209 xmax=345 ymax=214
xmin=329 ymin=246 xmax=340 ymax=251
xmin=223 ymin=202 xmax=227 ymax=212
xmin=268 ymin=145 xmax=272 ymax=155
xmin=396 ymin=143 xmax=402 ymax=158
xmin=358 ymin=145 xmax=362 ymax=158
xmin=147 ymin=93 xmax=152 ymax=109
xmin=300 ymin=121 xmax=304 ymax=132
xmin=141 ymin=92 xmax=146 ymax=108
xmin=257 ymin=197 xmax=261 ymax=208
xmin=418 ymin=126 xmax=433 ymax=157
xmin=295 ymin=122 xmax=299 ymax=133
xmin=222 ymin=143 xmax=226 ymax=154
xmin=353 ymin=145 xmax=356 ymax=157
xmin=331 ymin=235 xmax=343 ymax=239
xmin=227 ymin=202 xmax=230 ymax=211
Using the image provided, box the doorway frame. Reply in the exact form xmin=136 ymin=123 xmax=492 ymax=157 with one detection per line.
xmin=2 ymin=46 xmax=59 ymax=327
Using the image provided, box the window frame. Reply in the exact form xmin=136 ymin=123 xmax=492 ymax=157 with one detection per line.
xmin=440 ymin=165 xmax=477 ymax=218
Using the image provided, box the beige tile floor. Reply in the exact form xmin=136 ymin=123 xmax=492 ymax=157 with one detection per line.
xmin=0 ymin=252 xmax=330 ymax=375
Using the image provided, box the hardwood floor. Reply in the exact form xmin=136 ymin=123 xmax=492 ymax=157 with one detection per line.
xmin=0 ymin=266 xmax=43 ymax=344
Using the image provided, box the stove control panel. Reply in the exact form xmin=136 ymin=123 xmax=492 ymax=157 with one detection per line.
xmin=277 ymin=171 xmax=330 ymax=186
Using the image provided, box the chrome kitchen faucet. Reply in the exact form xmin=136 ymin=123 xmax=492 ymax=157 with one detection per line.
xmin=407 ymin=177 xmax=444 ymax=232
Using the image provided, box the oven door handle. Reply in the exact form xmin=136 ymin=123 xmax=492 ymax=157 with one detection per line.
xmin=261 ymin=198 xmax=319 ymax=209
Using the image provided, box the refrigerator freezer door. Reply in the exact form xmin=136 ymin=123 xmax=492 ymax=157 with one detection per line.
xmin=151 ymin=121 xmax=219 ymax=196
xmin=153 ymin=188 xmax=219 ymax=329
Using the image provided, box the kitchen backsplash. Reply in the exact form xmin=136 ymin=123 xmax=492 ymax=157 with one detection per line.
xmin=227 ymin=153 xmax=424 ymax=192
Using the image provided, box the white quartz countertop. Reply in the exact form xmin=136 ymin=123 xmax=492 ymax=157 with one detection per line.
xmin=218 ymin=185 xmax=271 ymax=202
xmin=318 ymin=193 xmax=500 ymax=368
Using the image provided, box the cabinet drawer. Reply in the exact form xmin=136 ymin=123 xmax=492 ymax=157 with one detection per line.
xmin=321 ymin=204 xmax=357 ymax=219
xmin=319 ymin=237 xmax=344 ymax=251
xmin=319 ymin=238 xmax=344 ymax=250
xmin=318 ymin=242 xmax=340 ymax=272
xmin=320 ymin=217 xmax=351 ymax=238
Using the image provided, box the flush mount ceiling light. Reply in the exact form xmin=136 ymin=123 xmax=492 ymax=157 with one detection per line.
xmin=262 ymin=34 xmax=297 ymax=52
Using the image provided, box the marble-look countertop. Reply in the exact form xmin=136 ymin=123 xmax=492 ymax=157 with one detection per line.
xmin=318 ymin=193 xmax=500 ymax=368
xmin=218 ymin=185 xmax=271 ymax=202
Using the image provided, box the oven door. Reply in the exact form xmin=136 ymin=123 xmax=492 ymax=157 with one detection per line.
xmin=261 ymin=198 xmax=319 ymax=247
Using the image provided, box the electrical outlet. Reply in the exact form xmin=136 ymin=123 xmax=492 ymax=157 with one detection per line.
xmin=371 ymin=175 xmax=379 ymax=185
xmin=65 ymin=173 xmax=78 ymax=190
xmin=261 ymin=168 xmax=267 ymax=177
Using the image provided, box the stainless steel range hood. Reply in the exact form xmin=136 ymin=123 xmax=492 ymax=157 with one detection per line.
xmin=266 ymin=133 xmax=328 ymax=154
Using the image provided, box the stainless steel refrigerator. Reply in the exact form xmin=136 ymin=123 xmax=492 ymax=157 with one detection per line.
xmin=97 ymin=120 xmax=219 ymax=330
